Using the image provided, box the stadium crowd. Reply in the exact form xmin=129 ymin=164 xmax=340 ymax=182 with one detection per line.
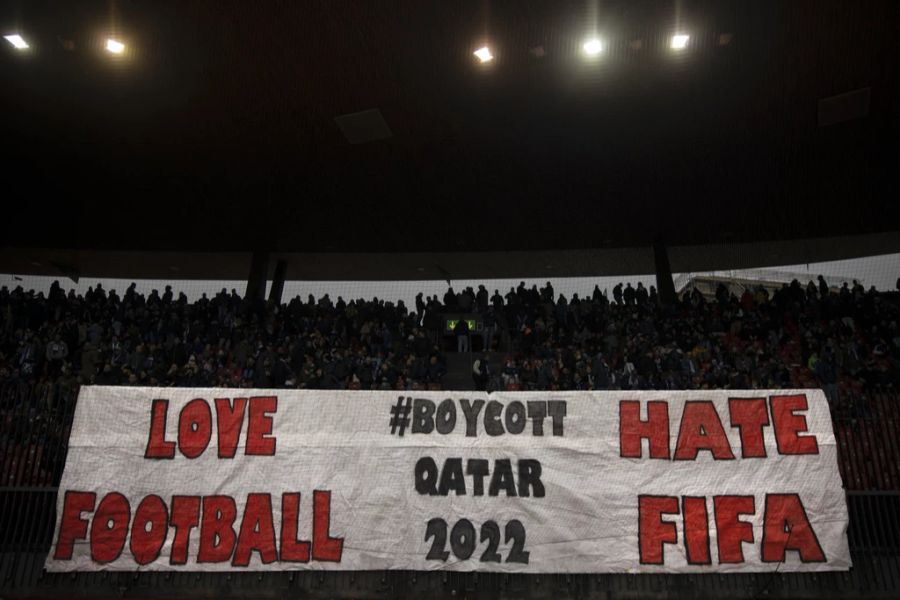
xmin=0 ymin=277 xmax=898 ymax=404
xmin=1 ymin=276 xmax=899 ymax=488
xmin=0 ymin=282 xmax=448 ymax=397
xmin=463 ymin=278 xmax=900 ymax=407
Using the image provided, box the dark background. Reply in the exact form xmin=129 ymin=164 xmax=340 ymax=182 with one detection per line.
xmin=1 ymin=0 xmax=898 ymax=254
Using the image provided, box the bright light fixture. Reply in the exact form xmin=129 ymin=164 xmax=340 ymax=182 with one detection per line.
xmin=106 ymin=38 xmax=125 ymax=54
xmin=670 ymin=34 xmax=690 ymax=50
xmin=473 ymin=46 xmax=493 ymax=63
xmin=4 ymin=34 xmax=29 ymax=50
xmin=583 ymin=39 xmax=603 ymax=56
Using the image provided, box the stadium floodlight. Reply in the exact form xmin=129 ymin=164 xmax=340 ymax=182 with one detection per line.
xmin=473 ymin=46 xmax=493 ymax=63
xmin=670 ymin=34 xmax=690 ymax=50
xmin=583 ymin=39 xmax=604 ymax=56
xmin=4 ymin=34 xmax=29 ymax=50
xmin=106 ymin=38 xmax=125 ymax=54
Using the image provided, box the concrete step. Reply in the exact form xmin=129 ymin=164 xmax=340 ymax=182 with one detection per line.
xmin=443 ymin=352 xmax=475 ymax=390
xmin=443 ymin=351 xmax=509 ymax=391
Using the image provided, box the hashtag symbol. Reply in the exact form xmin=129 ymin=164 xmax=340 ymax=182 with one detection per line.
xmin=390 ymin=396 xmax=413 ymax=436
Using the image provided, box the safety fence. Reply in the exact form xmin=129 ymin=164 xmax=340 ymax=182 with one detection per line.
xmin=834 ymin=392 xmax=900 ymax=490
xmin=1 ymin=383 xmax=898 ymax=598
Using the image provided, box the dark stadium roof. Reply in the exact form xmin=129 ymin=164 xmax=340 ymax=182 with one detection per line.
xmin=1 ymin=0 xmax=899 ymax=260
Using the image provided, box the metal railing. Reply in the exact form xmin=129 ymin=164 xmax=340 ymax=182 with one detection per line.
xmin=1 ymin=383 xmax=898 ymax=598
xmin=834 ymin=392 xmax=900 ymax=490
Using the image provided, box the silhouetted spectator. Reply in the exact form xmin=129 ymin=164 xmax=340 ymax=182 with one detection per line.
xmin=472 ymin=354 xmax=490 ymax=391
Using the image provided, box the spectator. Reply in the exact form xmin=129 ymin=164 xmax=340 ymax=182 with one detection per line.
xmin=636 ymin=282 xmax=648 ymax=306
xmin=454 ymin=318 xmax=470 ymax=353
xmin=623 ymin=283 xmax=636 ymax=306
xmin=443 ymin=287 xmax=457 ymax=309
xmin=501 ymin=357 xmax=520 ymax=389
xmin=0 ymin=275 xmax=897 ymax=399
xmin=414 ymin=292 xmax=425 ymax=324
xmin=818 ymin=275 xmax=829 ymax=298
xmin=45 ymin=334 xmax=68 ymax=376
xmin=472 ymin=354 xmax=490 ymax=391
xmin=483 ymin=308 xmax=497 ymax=352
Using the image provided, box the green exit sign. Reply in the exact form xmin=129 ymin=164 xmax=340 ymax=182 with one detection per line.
xmin=446 ymin=319 xmax=477 ymax=333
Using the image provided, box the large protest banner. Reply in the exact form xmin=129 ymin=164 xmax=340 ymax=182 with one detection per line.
xmin=46 ymin=387 xmax=850 ymax=573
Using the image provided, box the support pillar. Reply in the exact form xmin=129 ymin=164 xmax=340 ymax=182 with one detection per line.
xmin=653 ymin=239 xmax=677 ymax=305
xmin=245 ymin=251 xmax=269 ymax=302
xmin=268 ymin=259 xmax=287 ymax=306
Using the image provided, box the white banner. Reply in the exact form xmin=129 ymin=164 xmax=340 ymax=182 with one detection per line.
xmin=46 ymin=387 xmax=850 ymax=573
